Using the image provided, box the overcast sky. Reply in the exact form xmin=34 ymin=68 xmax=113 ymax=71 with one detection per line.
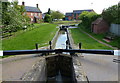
xmin=8 ymin=0 xmax=119 ymax=14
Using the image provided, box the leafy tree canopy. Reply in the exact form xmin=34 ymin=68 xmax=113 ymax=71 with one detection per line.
xmin=102 ymin=3 xmax=120 ymax=24
xmin=47 ymin=8 xmax=51 ymax=15
xmin=79 ymin=11 xmax=100 ymax=29
xmin=51 ymin=10 xmax=64 ymax=20
xmin=44 ymin=14 xmax=52 ymax=23
xmin=2 ymin=0 xmax=30 ymax=32
xmin=44 ymin=9 xmax=64 ymax=22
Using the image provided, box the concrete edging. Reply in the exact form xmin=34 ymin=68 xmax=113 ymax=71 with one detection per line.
xmin=21 ymin=57 xmax=46 ymax=81
xmin=51 ymin=28 xmax=60 ymax=49
xmin=67 ymin=29 xmax=88 ymax=81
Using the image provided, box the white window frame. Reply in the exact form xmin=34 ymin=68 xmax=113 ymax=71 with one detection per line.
xmin=31 ymin=13 xmax=33 ymax=16
xmin=31 ymin=18 xmax=33 ymax=21
xmin=39 ymin=13 xmax=41 ymax=16
xmin=35 ymin=13 xmax=37 ymax=16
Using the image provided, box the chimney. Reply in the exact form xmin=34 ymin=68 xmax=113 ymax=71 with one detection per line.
xmin=36 ymin=4 xmax=38 ymax=8
xmin=22 ymin=1 xmax=25 ymax=6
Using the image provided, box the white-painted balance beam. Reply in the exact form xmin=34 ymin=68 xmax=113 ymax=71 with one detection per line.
xmin=0 ymin=51 xmax=3 ymax=56
xmin=114 ymin=50 xmax=120 ymax=56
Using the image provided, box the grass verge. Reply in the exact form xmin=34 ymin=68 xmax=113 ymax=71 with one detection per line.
xmin=0 ymin=28 xmax=2 ymax=50
xmin=70 ymin=28 xmax=113 ymax=50
xmin=79 ymin=25 xmax=120 ymax=49
xmin=2 ymin=23 xmax=58 ymax=50
xmin=54 ymin=20 xmax=81 ymax=25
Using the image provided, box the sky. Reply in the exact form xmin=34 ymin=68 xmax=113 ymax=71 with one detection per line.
xmin=8 ymin=0 xmax=119 ymax=14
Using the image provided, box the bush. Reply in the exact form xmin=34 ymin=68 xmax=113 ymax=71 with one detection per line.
xmin=44 ymin=14 xmax=52 ymax=23
xmin=102 ymin=3 xmax=120 ymax=24
xmin=2 ymin=1 xmax=30 ymax=33
xmin=79 ymin=11 xmax=100 ymax=29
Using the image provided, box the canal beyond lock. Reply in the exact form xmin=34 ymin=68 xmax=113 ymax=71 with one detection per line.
xmin=46 ymin=26 xmax=75 ymax=83
xmin=55 ymin=31 xmax=68 ymax=49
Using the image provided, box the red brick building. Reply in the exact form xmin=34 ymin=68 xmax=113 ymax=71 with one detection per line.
xmin=22 ymin=2 xmax=42 ymax=23
xmin=65 ymin=9 xmax=94 ymax=20
xmin=91 ymin=18 xmax=109 ymax=34
xmin=65 ymin=13 xmax=74 ymax=20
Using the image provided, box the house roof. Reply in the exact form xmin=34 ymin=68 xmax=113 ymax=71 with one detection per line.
xmin=73 ymin=9 xmax=94 ymax=14
xmin=92 ymin=18 xmax=103 ymax=24
xmin=65 ymin=9 xmax=94 ymax=16
xmin=65 ymin=12 xmax=73 ymax=16
xmin=25 ymin=6 xmax=42 ymax=13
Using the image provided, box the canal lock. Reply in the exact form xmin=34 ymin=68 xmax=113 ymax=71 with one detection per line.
xmin=45 ymin=26 xmax=76 ymax=83
xmin=23 ymin=25 xmax=86 ymax=82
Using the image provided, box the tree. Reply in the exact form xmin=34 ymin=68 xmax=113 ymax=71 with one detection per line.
xmin=51 ymin=11 xmax=64 ymax=20
xmin=79 ymin=11 xmax=100 ymax=29
xmin=1 ymin=1 xmax=10 ymax=25
xmin=44 ymin=10 xmax=64 ymax=22
xmin=0 ymin=1 xmax=2 ymax=25
xmin=2 ymin=0 xmax=30 ymax=32
xmin=44 ymin=14 xmax=52 ymax=23
xmin=102 ymin=3 xmax=120 ymax=24
xmin=47 ymin=8 xmax=51 ymax=15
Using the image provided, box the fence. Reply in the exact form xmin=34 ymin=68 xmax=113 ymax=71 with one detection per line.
xmin=110 ymin=24 xmax=120 ymax=36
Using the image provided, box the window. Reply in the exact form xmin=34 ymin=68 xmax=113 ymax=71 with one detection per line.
xmin=39 ymin=13 xmax=41 ymax=16
xmin=31 ymin=18 xmax=33 ymax=21
xmin=37 ymin=13 xmax=39 ymax=16
xmin=31 ymin=13 xmax=33 ymax=16
xmin=35 ymin=13 xmax=37 ymax=16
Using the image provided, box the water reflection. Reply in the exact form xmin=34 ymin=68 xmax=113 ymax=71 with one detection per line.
xmin=55 ymin=31 xmax=67 ymax=49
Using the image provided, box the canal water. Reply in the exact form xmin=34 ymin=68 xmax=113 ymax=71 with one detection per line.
xmin=54 ymin=25 xmax=78 ymax=49
xmin=47 ymin=29 xmax=74 ymax=82
xmin=55 ymin=30 xmax=68 ymax=49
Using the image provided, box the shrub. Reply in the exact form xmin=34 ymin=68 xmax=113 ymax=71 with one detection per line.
xmin=102 ymin=3 xmax=120 ymax=24
xmin=2 ymin=1 xmax=30 ymax=33
xmin=79 ymin=11 xmax=100 ymax=29
xmin=44 ymin=14 xmax=52 ymax=23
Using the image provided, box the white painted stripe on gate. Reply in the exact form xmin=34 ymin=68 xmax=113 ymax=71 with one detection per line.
xmin=114 ymin=50 xmax=120 ymax=56
xmin=0 ymin=51 xmax=3 ymax=56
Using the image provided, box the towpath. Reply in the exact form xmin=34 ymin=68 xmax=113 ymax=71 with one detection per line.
xmin=79 ymin=54 xmax=119 ymax=81
xmin=2 ymin=54 xmax=41 ymax=81
xmin=68 ymin=29 xmax=119 ymax=81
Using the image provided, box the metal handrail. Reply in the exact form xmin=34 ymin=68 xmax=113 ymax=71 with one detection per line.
xmin=3 ymin=49 xmax=114 ymax=55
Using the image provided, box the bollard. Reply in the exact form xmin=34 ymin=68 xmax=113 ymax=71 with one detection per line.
xmin=66 ymin=40 xmax=69 ymax=49
xmin=79 ymin=42 xmax=81 ymax=49
xmin=79 ymin=42 xmax=83 ymax=57
xmin=35 ymin=43 xmax=38 ymax=50
xmin=49 ymin=41 xmax=52 ymax=49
